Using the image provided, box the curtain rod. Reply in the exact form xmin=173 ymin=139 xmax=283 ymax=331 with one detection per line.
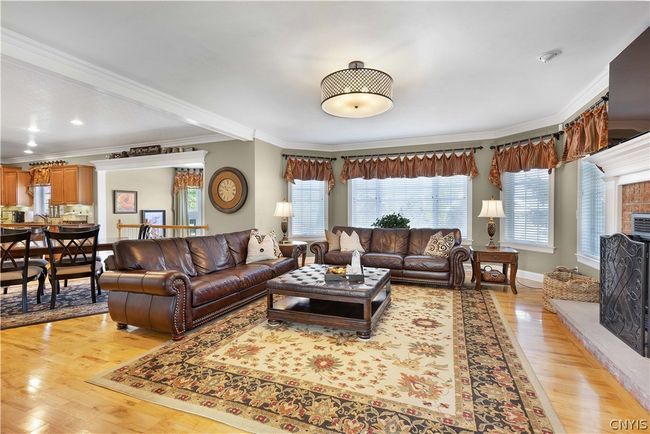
xmin=283 ymin=153 xmax=336 ymax=161
xmin=564 ymin=93 xmax=609 ymax=128
xmin=28 ymin=160 xmax=67 ymax=167
xmin=342 ymin=145 xmax=483 ymax=160
xmin=490 ymin=133 xmax=561 ymax=150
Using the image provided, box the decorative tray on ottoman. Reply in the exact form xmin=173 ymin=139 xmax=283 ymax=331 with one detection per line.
xmin=324 ymin=266 xmax=365 ymax=284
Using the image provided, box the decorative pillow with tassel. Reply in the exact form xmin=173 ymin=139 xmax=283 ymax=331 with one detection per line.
xmin=424 ymin=231 xmax=456 ymax=258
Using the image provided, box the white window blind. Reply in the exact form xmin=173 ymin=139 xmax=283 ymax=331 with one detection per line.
xmin=289 ymin=180 xmax=327 ymax=239
xmin=501 ymin=169 xmax=552 ymax=247
xmin=349 ymin=176 xmax=470 ymax=237
xmin=578 ymin=160 xmax=605 ymax=259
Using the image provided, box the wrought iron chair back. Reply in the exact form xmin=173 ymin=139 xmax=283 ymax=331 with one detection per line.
xmin=0 ymin=229 xmax=30 ymax=275
xmin=44 ymin=227 xmax=100 ymax=269
xmin=138 ymin=224 xmax=152 ymax=240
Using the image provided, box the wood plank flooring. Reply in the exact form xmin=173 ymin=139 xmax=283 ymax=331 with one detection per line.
xmin=1 ymin=279 xmax=647 ymax=433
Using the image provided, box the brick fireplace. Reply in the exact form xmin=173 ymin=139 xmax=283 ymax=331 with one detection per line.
xmin=622 ymin=181 xmax=650 ymax=233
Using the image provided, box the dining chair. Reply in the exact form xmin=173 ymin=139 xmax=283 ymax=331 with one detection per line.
xmin=1 ymin=229 xmax=46 ymax=312
xmin=1 ymin=227 xmax=49 ymax=296
xmin=44 ymin=226 xmax=101 ymax=308
xmin=57 ymin=225 xmax=104 ymax=290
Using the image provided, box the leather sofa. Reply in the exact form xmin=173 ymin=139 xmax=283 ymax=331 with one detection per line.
xmin=99 ymin=229 xmax=298 ymax=340
xmin=310 ymin=226 xmax=469 ymax=289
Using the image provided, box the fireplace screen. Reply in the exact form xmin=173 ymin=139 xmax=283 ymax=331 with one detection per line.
xmin=600 ymin=233 xmax=649 ymax=357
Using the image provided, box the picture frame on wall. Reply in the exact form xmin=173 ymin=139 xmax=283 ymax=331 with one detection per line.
xmin=141 ymin=209 xmax=166 ymax=237
xmin=113 ymin=190 xmax=138 ymax=214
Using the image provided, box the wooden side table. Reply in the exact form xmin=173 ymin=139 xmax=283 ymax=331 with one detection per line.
xmin=279 ymin=241 xmax=308 ymax=267
xmin=469 ymin=246 xmax=519 ymax=294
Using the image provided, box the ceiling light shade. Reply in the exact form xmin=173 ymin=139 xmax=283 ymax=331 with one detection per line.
xmin=70 ymin=118 xmax=84 ymax=126
xmin=321 ymin=61 xmax=393 ymax=118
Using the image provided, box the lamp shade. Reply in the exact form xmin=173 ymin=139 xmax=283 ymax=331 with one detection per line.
xmin=273 ymin=201 xmax=293 ymax=218
xmin=478 ymin=199 xmax=506 ymax=218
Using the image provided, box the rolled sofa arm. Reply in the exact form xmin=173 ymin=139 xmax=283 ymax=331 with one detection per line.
xmin=449 ymin=245 xmax=470 ymax=290
xmin=99 ymin=270 xmax=192 ymax=340
xmin=310 ymin=241 xmax=329 ymax=264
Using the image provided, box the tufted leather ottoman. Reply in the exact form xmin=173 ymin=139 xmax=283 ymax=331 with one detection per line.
xmin=266 ymin=264 xmax=391 ymax=339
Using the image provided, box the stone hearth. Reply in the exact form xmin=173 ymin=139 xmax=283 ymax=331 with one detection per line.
xmin=552 ymin=300 xmax=650 ymax=411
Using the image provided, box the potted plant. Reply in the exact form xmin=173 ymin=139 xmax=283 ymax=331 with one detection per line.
xmin=371 ymin=213 xmax=410 ymax=229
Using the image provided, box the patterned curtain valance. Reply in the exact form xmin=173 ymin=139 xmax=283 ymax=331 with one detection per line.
xmin=488 ymin=137 xmax=559 ymax=190
xmin=173 ymin=169 xmax=203 ymax=193
xmin=29 ymin=166 xmax=51 ymax=186
xmin=339 ymin=150 xmax=479 ymax=183
xmin=28 ymin=161 xmax=66 ymax=186
xmin=561 ymin=103 xmax=608 ymax=163
xmin=283 ymin=158 xmax=335 ymax=193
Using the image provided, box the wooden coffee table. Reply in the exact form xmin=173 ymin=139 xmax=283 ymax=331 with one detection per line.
xmin=266 ymin=264 xmax=391 ymax=339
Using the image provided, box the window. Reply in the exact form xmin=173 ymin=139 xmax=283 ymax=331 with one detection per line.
xmin=289 ymin=180 xmax=327 ymax=239
xmin=33 ymin=185 xmax=51 ymax=216
xmin=577 ymin=160 xmax=605 ymax=267
xmin=186 ymin=187 xmax=203 ymax=236
xmin=500 ymin=169 xmax=554 ymax=252
xmin=348 ymin=176 xmax=471 ymax=238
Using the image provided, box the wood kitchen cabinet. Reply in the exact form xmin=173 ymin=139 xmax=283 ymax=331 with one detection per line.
xmin=0 ymin=165 xmax=32 ymax=207
xmin=50 ymin=165 xmax=94 ymax=205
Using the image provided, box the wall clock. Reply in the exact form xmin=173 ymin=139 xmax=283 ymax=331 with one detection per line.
xmin=208 ymin=167 xmax=248 ymax=213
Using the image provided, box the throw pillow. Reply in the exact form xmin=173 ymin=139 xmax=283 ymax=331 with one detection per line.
xmin=324 ymin=229 xmax=341 ymax=251
xmin=251 ymin=229 xmax=282 ymax=258
xmin=246 ymin=234 xmax=277 ymax=264
xmin=424 ymin=232 xmax=456 ymax=258
xmin=340 ymin=231 xmax=365 ymax=252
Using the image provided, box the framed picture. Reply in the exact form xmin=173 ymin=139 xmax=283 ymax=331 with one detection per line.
xmin=141 ymin=209 xmax=166 ymax=237
xmin=113 ymin=190 xmax=137 ymax=214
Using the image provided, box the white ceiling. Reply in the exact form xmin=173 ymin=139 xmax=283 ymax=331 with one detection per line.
xmin=1 ymin=2 xmax=649 ymax=151
xmin=0 ymin=58 xmax=226 ymax=160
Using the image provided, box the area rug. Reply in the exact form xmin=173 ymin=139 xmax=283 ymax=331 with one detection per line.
xmin=90 ymin=285 xmax=563 ymax=433
xmin=1 ymin=281 xmax=108 ymax=330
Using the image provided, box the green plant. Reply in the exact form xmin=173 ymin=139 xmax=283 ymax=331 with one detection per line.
xmin=371 ymin=213 xmax=411 ymax=229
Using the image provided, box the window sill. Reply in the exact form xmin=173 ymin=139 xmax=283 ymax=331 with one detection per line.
xmin=499 ymin=242 xmax=555 ymax=254
xmin=576 ymin=253 xmax=600 ymax=270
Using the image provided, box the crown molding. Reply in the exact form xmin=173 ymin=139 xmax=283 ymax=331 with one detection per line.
xmin=0 ymin=134 xmax=228 ymax=164
xmin=1 ymin=29 xmax=254 ymax=141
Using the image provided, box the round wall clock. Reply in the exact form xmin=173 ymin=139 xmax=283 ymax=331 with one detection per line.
xmin=208 ymin=167 xmax=248 ymax=213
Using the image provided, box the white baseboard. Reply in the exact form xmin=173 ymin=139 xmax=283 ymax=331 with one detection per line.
xmin=463 ymin=263 xmax=544 ymax=283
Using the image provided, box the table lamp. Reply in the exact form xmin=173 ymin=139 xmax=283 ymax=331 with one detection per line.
xmin=274 ymin=201 xmax=293 ymax=243
xmin=478 ymin=198 xmax=505 ymax=248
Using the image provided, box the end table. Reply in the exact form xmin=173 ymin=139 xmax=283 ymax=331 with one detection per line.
xmin=469 ymin=246 xmax=519 ymax=294
xmin=278 ymin=240 xmax=308 ymax=267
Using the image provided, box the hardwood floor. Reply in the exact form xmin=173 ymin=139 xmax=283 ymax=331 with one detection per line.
xmin=1 ymin=279 xmax=647 ymax=433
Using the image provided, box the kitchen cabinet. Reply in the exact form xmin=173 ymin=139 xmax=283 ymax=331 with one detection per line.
xmin=0 ymin=166 xmax=32 ymax=207
xmin=49 ymin=165 xmax=94 ymax=205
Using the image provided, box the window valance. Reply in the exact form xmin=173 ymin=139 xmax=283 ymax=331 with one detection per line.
xmin=173 ymin=168 xmax=203 ymax=193
xmin=561 ymin=103 xmax=608 ymax=163
xmin=339 ymin=151 xmax=478 ymax=183
xmin=283 ymin=158 xmax=335 ymax=193
xmin=28 ymin=161 xmax=66 ymax=186
xmin=488 ymin=137 xmax=558 ymax=190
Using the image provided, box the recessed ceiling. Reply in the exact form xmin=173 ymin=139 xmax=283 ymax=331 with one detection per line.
xmin=0 ymin=58 xmax=225 ymax=160
xmin=1 ymin=2 xmax=649 ymax=149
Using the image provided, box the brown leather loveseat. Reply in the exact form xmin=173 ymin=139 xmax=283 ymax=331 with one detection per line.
xmin=99 ymin=229 xmax=298 ymax=340
xmin=311 ymin=226 xmax=469 ymax=289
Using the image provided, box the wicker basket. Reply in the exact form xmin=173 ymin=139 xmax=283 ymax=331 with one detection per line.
xmin=542 ymin=267 xmax=600 ymax=313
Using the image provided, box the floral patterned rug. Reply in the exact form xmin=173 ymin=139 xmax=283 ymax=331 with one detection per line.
xmin=90 ymin=285 xmax=563 ymax=433
xmin=1 ymin=280 xmax=108 ymax=330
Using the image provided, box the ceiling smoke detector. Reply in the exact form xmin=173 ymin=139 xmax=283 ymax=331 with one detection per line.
xmin=537 ymin=50 xmax=562 ymax=64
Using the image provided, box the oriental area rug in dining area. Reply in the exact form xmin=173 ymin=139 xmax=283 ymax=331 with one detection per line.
xmin=90 ymin=285 xmax=564 ymax=434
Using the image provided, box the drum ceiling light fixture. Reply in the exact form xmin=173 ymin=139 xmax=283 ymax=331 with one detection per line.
xmin=320 ymin=61 xmax=393 ymax=118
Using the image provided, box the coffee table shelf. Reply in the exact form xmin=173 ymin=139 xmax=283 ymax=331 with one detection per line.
xmin=266 ymin=264 xmax=391 ymax=339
